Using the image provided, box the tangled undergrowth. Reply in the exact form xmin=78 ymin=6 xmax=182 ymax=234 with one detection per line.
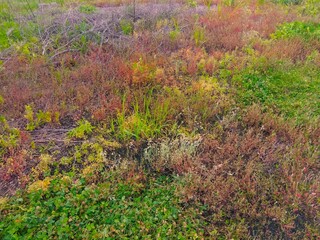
xmin=0 ymin=0 xmax=319 ymax=239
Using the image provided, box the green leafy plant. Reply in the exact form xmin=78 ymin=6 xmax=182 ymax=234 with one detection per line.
xmin=0 ymin=116 xmax=20 ymax=158
xmin=0 ymin=21 xmax=21 ymax=50
xmin=271 ymin=21 xmax=320 ymax=40
xmin=71 ymin=21 xmax=93 ymax=53
xmin=24 ymin=105 xmax=51 ymax=131
xmin=68 ymin=119 xmax=94 ymax=139
xmin=0 ymin=175 xmax=205 ymax=239
xmin=120 ymin=19 xmax=134 ymax=35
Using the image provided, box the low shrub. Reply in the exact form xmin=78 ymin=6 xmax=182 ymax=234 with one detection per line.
xmin=160 ymin=106 xmax=320 ymax=238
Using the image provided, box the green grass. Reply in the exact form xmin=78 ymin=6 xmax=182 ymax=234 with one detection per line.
xmin=272 ymin=21 xmax=320 ymax=40
xmin=111 ymin=91 xmax=171 ymax=141
xmin=234 ymin=57 xmax=320 ymax=124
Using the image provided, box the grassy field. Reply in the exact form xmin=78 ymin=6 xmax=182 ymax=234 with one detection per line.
xmin=0 ymin=0 xmax=319 ymax=239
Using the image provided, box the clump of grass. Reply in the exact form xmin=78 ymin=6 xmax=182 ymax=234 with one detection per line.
xmin=111 ymin=91 xmax=171 ymax=141
xmin=193 ymin=26 xmax=206 ymax=46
